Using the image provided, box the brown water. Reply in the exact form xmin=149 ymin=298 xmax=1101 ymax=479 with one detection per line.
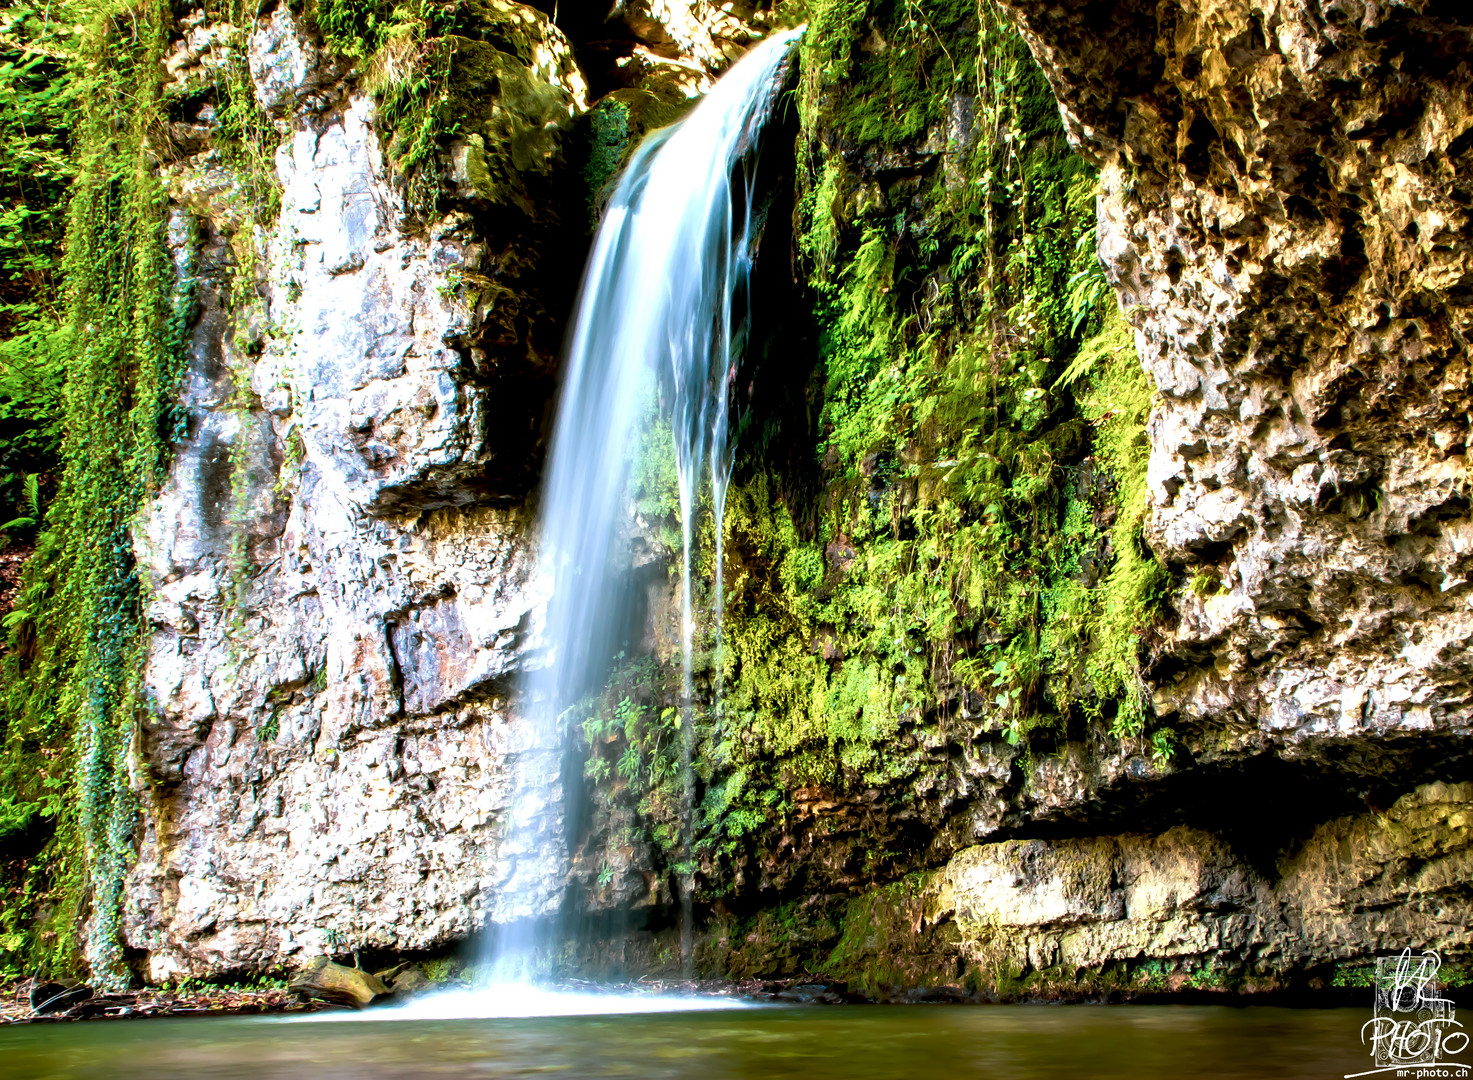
xmin=0 ymin=1004 xmax=1388 ymax=1079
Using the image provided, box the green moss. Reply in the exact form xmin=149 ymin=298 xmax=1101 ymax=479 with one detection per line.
xmin=706 ymin=896 xmax=845 ymax=979
xmin=582 ymin=96 xmax=630 ymax=215
xmin=578 ymin=89 xmax=687 ymax=228
xmin=309 ymin=0 xmax=585 ymax=220
xmin=1071 ymin=309 xmax=1168 ymax=737
xmin=819 ymin=873 xmax=939 ymax=994
xmin=682 ymin=0 xmax=1167 ymax=883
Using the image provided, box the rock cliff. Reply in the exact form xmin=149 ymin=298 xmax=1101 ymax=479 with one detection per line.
xmin=5 ymin=0 xmax=1471 ymax=995
xmin=118 ymin=0 xmax=809 ymax=987
xmin=692 ymin=0 xmax=1473 ymax=997
xmin=998 ymin=0 xmax=1473 ymax=755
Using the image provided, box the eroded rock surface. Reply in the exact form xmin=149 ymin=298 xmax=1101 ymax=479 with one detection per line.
xmin=939 ymin=781 xmax=1473 ymax=988
xmin=996 ymin=0 xmax=1473 ymax=750
xmin=125 ymin=3 xmax=576 ymax=982
xmin=723 ymin=782 xmax=1473 ymax=998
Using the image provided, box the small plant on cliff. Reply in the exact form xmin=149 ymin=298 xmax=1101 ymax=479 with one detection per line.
xmin=1148 ymin=728 xmax=1176 ymax=768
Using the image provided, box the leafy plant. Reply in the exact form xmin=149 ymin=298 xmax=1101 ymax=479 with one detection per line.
xmin=0 ymin=470 xmax=37 ymax=531
xmin=1190 ymin=571 xmax=1224 ymax=598
xmin=1148 ymin=728 xmax=1176 ymax=768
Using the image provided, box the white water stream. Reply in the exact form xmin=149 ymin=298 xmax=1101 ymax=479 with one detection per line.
xmin=481 ymin=28 xmax=802 ymax=989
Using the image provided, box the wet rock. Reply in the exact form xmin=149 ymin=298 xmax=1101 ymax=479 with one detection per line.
xmin=773 ymin=982 xmax=849 ymax=1005
xmin=389 ymin=966 xmax=435 ymax=996
xmin=289 ymin=958 xmax=393 ymax=1009
xmin=607 ymin=0 xmax=761 ymax=95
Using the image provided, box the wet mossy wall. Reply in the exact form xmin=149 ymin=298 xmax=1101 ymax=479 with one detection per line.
xmin=571 ymin=0 xmax=1167 ymax=964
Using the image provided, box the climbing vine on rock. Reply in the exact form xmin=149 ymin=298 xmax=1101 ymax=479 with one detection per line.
xmin=0 ymin=0 xmax=195 ymax=986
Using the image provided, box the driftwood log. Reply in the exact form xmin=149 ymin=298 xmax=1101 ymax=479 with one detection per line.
xmin=288 ymin=958 xmax=392 ymax=1008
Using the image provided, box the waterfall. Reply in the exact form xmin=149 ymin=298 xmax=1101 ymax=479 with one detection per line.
xmin=485 ymin=28 xmax=801 ymax=984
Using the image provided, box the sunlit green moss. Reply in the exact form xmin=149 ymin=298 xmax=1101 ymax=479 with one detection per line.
xmin=575 ymin=2 xmax=1166 ymax=904
xmin=688 ymin=0 xmax=1166 ymax=878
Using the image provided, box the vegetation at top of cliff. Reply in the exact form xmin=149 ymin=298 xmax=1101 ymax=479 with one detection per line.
xmin=302 ymin=0 xmax=456 ymax=218
xmin=303 ymin=0 xmax=586 ymax=221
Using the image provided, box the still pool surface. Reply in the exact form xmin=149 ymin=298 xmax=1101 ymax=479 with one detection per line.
xmin=0 ymin=1004 xmax=1381 ymax=1079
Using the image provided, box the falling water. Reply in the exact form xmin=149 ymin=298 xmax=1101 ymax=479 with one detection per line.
xmin=485 ymin=28 xmax=801 ymax=985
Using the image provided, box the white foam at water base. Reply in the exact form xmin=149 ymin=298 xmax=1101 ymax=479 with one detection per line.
xmin=288 ymin=983 xmax=760 ymax=1022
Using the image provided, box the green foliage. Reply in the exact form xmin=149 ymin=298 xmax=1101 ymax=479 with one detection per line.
xmin=208 ymin=2 xmax=282 ymax=224
xmin=421 ymin=955 xmax=465 ymax=982
xmin=577 ymin=666 xmax=695 ymax=869
xmin=0 ymin=0 xmax=298 ymax=985
xmin=1331 ymin=963 xmax=1377 ymax=989
xmin=0 ymin=469 xmax=37 ymax=531
xmin=631 ymin=400 xmax=682 ymax=549
xmin=308 ymin=0 xmax=456 ymax=218
xmin=658 ymin=0 xmax=1170 ymax=878
xmin=1071 ymin=309 xmax=1168 ymax=737
xmin=582 ymin=96 xmax=629 ymax=225
xmin=0 ymin=0 xmax=197 ymax=989
xmin=1148 ymin=727 xmax=1176 ymax=768
xmin=0 ymin=5 xmax=81 ymax=531
xmin=819 ymin=873 xmax=934 ymax=994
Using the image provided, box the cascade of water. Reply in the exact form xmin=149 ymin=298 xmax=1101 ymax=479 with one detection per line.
xmin=484 ymin=28 xmax=801 ymax=985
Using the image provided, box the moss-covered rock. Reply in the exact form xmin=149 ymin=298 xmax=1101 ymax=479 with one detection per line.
xmin=442 ymin=35 xmax=581 ymax=211
xmin=707 ymin=782 xmax=1473 ymax=999
xmin=655 ymin=0 xmax=1166 ymax=901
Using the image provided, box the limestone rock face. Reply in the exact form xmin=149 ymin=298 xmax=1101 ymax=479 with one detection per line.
xmin=123 ymin=4 xmax=576 ymax=983
xmin=797 ymin=782 xmax=1473 ymax=996
xmin=994 ymin=0 xmax=1473 ymax=749
xmin=941 ymin=782 xmax=1473 ymax=983
xmin=122 ymin=0 xmax=779 ymax=985
xmin=248 ymin=4 xmax=334 ymax=119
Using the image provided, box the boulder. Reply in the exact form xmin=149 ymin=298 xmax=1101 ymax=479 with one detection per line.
xmin=389 ymin=966 xmax=435 ymax=996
